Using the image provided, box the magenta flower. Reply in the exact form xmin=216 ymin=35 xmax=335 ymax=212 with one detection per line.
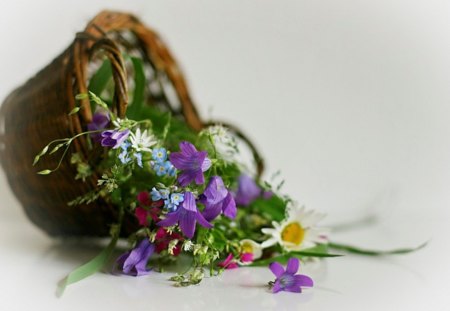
xmin=200 ymin=176 xmax=237 ymax=221
xmin=157 ymin=192 xmax=212 ymax=239
xmin=269 ymin=258 xmax=313 ymax=293
xmin=169 ymin=141 xmax=211 ymax=186
xmin=87 ymin=110 xmax=110 ymax=142
xmin=218 ymin=253 xmax=239 ymax=269
xmin=101 ymin=129 xmax=130 ymax=149
xmin=240 ymin=252 xmax=254 ymax=264
xmin=115 ymin=239 xmax=155 ymax=276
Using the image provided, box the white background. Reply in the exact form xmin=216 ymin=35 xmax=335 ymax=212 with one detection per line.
xmin=1 ymin=1 xmax=449 ymax=310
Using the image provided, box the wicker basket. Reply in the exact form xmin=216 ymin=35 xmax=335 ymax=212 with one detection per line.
xmin=0 ymin=11 xmax=263 ymax=237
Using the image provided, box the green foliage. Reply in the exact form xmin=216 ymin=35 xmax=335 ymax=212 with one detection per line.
xmin=88 ymin=59 xmax=112 ymax=96
xmin=126 ymin=57 xmax=146 ymax=119
xmin=249 ymin=195 xmax=287 ymax=223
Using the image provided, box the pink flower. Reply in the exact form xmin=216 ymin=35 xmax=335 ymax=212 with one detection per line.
xmin=135 ymin=191 xmax=164 ymax=226
xmin=240 ymin=252 xmax=254 ymax=264
xmin=218 ymin=253 xmax=239 ymax=269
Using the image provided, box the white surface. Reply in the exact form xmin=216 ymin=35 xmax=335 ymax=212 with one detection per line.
xmin=1 ymin=1 xmax=449 ymax=310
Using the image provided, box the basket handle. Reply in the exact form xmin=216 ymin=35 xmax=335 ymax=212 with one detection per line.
xmin=80 ymin=11 xmax=203 ymax=131
xmin=75 ymin=11 xmax=265 ymax=178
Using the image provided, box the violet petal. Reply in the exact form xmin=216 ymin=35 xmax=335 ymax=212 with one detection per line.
xmin=269 ymin=262 xmax=285 ymax=278
xmin=295 ymin=275 xmax=314 ymax=287
xmin=286 ymin=257 xmax=300 ymax=274
xmin=222 ymin=192 xmax=237 ymax=219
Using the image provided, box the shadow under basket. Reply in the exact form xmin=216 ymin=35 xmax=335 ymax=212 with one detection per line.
xmin=0 ymin=11 xmax=263 ymax=237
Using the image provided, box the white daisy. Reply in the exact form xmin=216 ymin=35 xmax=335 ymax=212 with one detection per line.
xmin=130 ymin=128 xmax=157 ymax=153
xmin=261 ymin=205 xmax=328 ymax=251
xmin=240 ymin=239 xmax=263 ymax=260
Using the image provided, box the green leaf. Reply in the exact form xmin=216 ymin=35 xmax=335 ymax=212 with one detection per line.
xmin=250 ymin=196 xmax=286 ymax=222
xmin=126 ymin=57 xmax=146 ymax=119
xmin=328 ymin=241 xmax=427 ymax=256
xmin=37 ymin=169 xmax=52 ymax=175
xmin=68 ymin=107 xmax=80 ymax=116
xmin=88 ymin=59 xmax=112 ymax=96
xmin=56 ymin=235 xmax=118 ymax=297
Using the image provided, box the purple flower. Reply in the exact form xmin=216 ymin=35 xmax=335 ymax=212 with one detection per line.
xmin=87 ymin=110 xmax=110 ymax=142
xmin=101 ymin=129 xmax=130 ymax=149
xmin=157 ymin=192 xmax=212 ymax=239
xmin=200 ymin=176 xmax=237 ymax=221
xmin=115 ymin=239 xmax=155 ymax=276
xmin=269 ymin=258 xmax=313 ymax=293
xmin=169 ymin=141 xmax=211 ymax=186
xmin=234 ymin=174 xmax=264 ymax=206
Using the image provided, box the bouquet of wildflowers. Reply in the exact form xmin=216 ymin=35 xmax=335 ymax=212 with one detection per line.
xmin=33 ymin=55 xmax=423 ymax=296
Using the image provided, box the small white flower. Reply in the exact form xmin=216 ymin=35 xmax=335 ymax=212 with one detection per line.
xmin=130 ymin=128 xmax=157 ymax=153
xmin=240 ymin=239 xmax=263 ymax=260
xmin=183 ymin=240 xmax=194 ymax=252
xmin=166 ymin=226 xmax=175 ymax=235
xmin=168 ymin=239 xmax=179 ymax=255
xmin=206 ymin=125 xmax=238 ymax=159
xmin=208 ymin=125 xmax=229 ymax=141
xmin=149 ymin=231 xmax=157 ymax=243
xmin=261 ymin=204 xmax=328 ymax=251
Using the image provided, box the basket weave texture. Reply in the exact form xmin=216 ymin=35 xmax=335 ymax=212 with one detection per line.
xmin=0 ymin=11 xmax=263 ymax=237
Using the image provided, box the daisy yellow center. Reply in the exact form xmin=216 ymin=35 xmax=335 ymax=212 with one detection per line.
xmin=241 ymin=242 xmax=254 ymax=254
xmin=281 ymin=222 xmax=305 ymax=245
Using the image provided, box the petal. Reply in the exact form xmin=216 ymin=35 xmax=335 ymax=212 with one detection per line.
xmin=114 ymin=252 xmax=129 ymax=274
xmin=261 ymin=228 xmax=275 ymax=234
xmin=169 ymin=152 xmax=194 ymax=170
xmin=101 ymin=130 xmax=114 ymax=138
xmin=181 ymin=192 xmax=197 ymax=212
xmin=194 ymin=171 xmax=206 ymax=185
xmin=272 ymin=280 xmax=282 ymax=293
xmin=269 ymin=262 xmax=285 ymax=278
xmin=196 ymin=210 xmax=213 ymax=229
xmin=218 ymin=253 xmax=233 ymax=267
xmin=179 ymin=141 xmax=198 ymax=155
xmin=286 ymin=257 xmax=300 ymax=274
xmin=179 ymin=210 xmax=196 ymax=238
xmin=204 ymin=176 xmax=228 ymax=205
xmin=137 ymin=191 xmax=151 ymax=206
xmin=226 ymin=262 xmax=239 ymax=269
xmin=201 ymin=155 xmax=212 ymax=172
xmin=222 ymin=192 xmax=237 ymax=219
xmin=133 ymin=243 xmax=155 ymax=276
xmin=261 ymin=238 xmax=277 ymax=249
xmin=240 ymin=253 xmax=254 ymax=263
xmin=122 ymin=239 xmax=153 ymax=275
xmin=157 ymin=211 xmax=179 ymax=227
xmin=135 ymin=207 xmax=149 ymax=226
xmin=294 ymin=274 xmax=314 ymax=288
xmin=177 ymin=171 xmax=194 ymax=187
xmin=234 ymin=174 xmax=261 ymax=206
xmin=202 ymin=202 xmax=222 ymax=221
xmin=101 ymin=136 xmax=116 ymax=147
